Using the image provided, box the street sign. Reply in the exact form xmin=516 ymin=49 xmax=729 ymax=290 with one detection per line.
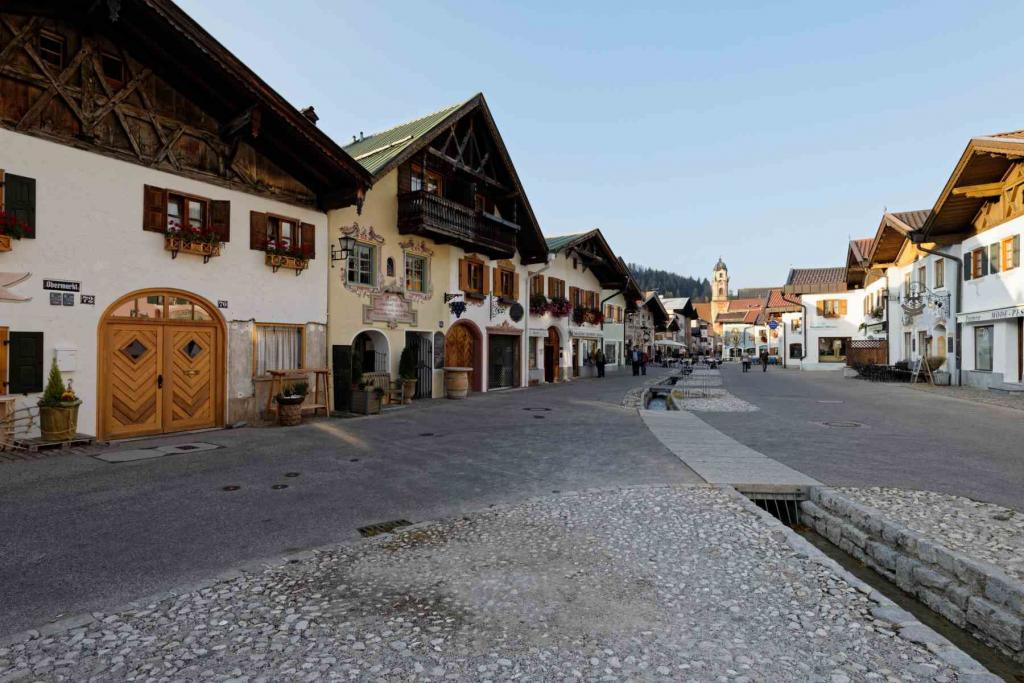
xmin=768 ymin=319 xmax=779 ymax=330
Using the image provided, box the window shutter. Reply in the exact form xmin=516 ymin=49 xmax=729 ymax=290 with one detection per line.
xmin=209 ymin=200 xmax=230 ymax=242
xmin=964 ymin=256 xmax=972 ymax=280
xmin=300 ymin=222 xmax=315 ymax=259
xmin=492 ymin=266 xmax=500 ymax=295
xmin=569 ymin=287 xmax=579 ymax=307
xmin=482 ymin=265 xmax=491 ymax=295
xmin=839 ymin=300 xmax=847 ymax=315
xmin=6 ymin=174 xmax=36 ymax=238
xmin=513 ymin=272 xmax=520 ymax=299
xmin=816 ymin=300 xmax=824 ymax=316
xmin=0 ymin=169 xmax=5 ymax=210
xmin=8 ymin=331 xmax=44 ymax=394
xmin=142 ymin=185 xmax=166 ymax=233
xmin=1014 ymin=235 xmax=1021 ymax=268
xmin=0 ymin=327 xmax=7 ymax=393
xmin=249 ymin=211 xmax=268 ymax=251
xmin=979 ymin=248 xmax=989 ymax=277
xmin=458 ymin=258 xmax=469 ymax=291
xmin=547 ymin=276 xmax=555 ymax=297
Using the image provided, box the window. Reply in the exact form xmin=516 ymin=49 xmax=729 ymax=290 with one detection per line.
xmin=405 ymin=254 xmax=427 ymax=292
xmin=459 ymin=257 xmax=487 ymax=296
xmin=2 ymin=173 xmax=36 ymax=238
xmin=789 ymin=343 xmax=802 ymax=359
xmin=347 ymin=242 xmax=376 ymax=286
xmin=530 ymin=275 xmax=544 ymax=296
xmin=497 ymin=268 xmax=515 ymax=298
xmin=904 ymin=332 xmax=912 ymax=361
xmin=101 ymin=52 xmax=124 ymax=84
xmin=474 ymin=193 xmax=495 ymax=214
xmin=935 ymin=260 xmax=945 ymax=289
xmin=936 ymin=335 xmax=946 ymax=357
xmin=918 ymin=265 xmax=927 ymax=286
xmin=7 ymin=331 xmax=44 ymax=394
xmin=975 ymin=325 xmax=993 ymax=371
xmin=791 ymin=317 xmax=801 ymax=332
xmin=816 ymin=299 xmax=846 ymax=318
xmin=972 ymin=248 xmax=988 ymax=279
xmin=267 ymin=215 xmax=297 ymax=251
xmin=38 ymin=31 xmax=65 ymax=71
xmin=547 ymin=277 xmax=566 ymax=299
xmin=254 ymin=324 xmax=304 ymax=377
xmin=167 ymin=297 xmax=212 ymax=321
xmin=903 ymin=272 xmax=911 ymax=296
xmin=818 ymin=337 xmax=849 ymax=363
xmin=166 ymin=192 xmax=207 ymax=233
xmin=989 ymin=243 xmax=1001 ymax=274
xmin=1001 ymin=235 xmax=1020 ymax=272
xmin=918 ymin=331 xmax=928 ymax=358
xmin=572 ymin=258 xmax=578 ymax=270
xmin=605 ymin=343 xmax=617 ymax=365
xmin=386 ymin=257 xmax=395 ymax=278
xmin=410 ymin=164 xmax=442 ymax=196
xmin=433 ymin=332 xmax=445 ymax=370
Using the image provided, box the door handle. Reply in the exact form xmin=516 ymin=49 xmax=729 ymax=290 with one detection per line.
xmin=157 ymin=374 xmax=163 ymax=389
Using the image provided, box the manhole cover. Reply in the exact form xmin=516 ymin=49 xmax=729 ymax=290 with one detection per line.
xmin=271 ymin=484 xmax=289 ymax=490
xmin=284 ymin=472 xmax=300 ymax=478
xmin=419 ymin=432 xmax=435 ymax=437
xmin=817 ymin=400 xmax=844 ymax=404
xmin=522 ymin=407 xmax=551 ymax=412
xmin=818 ymin=421 xmax=864 ymax=428
xmin=358 ymin=519 xmax=412 ymax=537
xmin=349 ymin=458 xmax=360 ymax=462
xmin=533 ymin=415 xmax=545 ymax=419
xmin=222 ymin=485 xmax=240 ymax=491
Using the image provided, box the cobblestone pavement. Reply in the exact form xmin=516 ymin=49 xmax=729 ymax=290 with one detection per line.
xmin=905 ymin=383 xmax=1024 ymax=412
xmin=674 ymin=388 xmax=759 ymax=412
xmin=0 ymin=487 xmax=977 ymax=682
xmin=837 ymin=487 xmax=1024 ymax=582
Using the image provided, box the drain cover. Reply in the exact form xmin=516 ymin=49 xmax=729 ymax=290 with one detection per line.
xmin=419 ymin=432 xmax=435 ymax=437
xmin=222 ymin=485 xmax=240 ymax=491
xmin=358 ymin=519 xmax=412 ymax=537
xmin=350 ymin=458 xmax=360 ymax=462
xmin=522 ymin=407 xmax=551 ymax=412
xmin=271 ymin=484 xmax=288 ymax=490
xmin=817 ymin=400 xmax=844 ymax=404
xmin=533 ymin=415 xmax=545 ymax=419
xmin=284 ymin=472 xmax=300 ymax=478
xmin=818 ymin=421 xmax=864 ymax=428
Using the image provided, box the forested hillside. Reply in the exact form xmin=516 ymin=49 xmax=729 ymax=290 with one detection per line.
xmin=627 ymin=264 xmax=711 ymax=299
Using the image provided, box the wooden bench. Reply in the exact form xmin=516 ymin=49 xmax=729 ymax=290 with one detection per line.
xmin=265 ymin=368 xmax=330 ymax=419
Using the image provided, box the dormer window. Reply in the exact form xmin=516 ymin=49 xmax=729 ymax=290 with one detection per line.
xmin=411 ymin=164 xmax=442 ymax=196
xmin=101 ymin=52 xmax=124 ymax=85
xmin=38 ymin=31 xmax=65 ymax=71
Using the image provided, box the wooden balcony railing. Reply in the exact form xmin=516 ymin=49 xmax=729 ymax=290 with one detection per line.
xmin=398 ymin=191 xmax=517 ymax=257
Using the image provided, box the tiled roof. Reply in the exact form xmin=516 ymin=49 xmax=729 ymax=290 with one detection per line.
xmin=890 ymin=210 xmax=929 ymax=231
xmin=786 ymin=267 xmax=847 ymax=287
xmin=692 ymin=302 xmax=712 ymax=322
xmin=725 ymin=298 xmax=763 ymax=311
xmin=742 ymin=308 xmax=761 ymax=324
xmin=343 ymin=101 xmax=467 ymax=175
xmin=766 ymin=288 xmax=801 ymax=312
xmin=735 ymin=287 xmax=774 ymax=300
xmin=849 ymin=238 xmax=874 ymax=264
xmin=716 ymin=311 xmax=748 ymax=323
xmin=545 ymin=233 xmax=589 ymax=252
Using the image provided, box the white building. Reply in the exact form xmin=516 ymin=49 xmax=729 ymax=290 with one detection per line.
xmin=0 ymin=3 xmax=370 ymax=440
xmin=784 ymin=267 xmax=865 ymax=370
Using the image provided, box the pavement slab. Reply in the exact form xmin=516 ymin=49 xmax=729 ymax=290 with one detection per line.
xmin=0 ymin=487 xmax=978 ymax=682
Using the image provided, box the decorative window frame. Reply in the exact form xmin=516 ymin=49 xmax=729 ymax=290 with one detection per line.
xmin=341 ymin=222 xmax=385 ymax=297
xmin=399 ymin=238 xmax=434 ymax=302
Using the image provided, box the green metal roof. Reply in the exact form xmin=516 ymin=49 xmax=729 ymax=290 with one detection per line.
xmin=342 ymin=100 xmax=468 ymax=176
xmin=545 ymin=232 xmax=589 ymax=252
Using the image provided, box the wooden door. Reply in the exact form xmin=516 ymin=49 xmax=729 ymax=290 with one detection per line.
xmin=445 ymin=325 xmax=476 ymax=390
xmin=106 ymin=324 xmax=163 ymax=439
xmin=572 ymin=339 xmax=580 ymax=377
xmin=164 ymin=326 xmax=217 ymax=433
xmin=545 ymin=328 xmax=559 ymax=383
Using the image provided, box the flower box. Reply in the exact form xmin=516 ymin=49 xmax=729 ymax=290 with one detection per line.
xmin=0 ymin=235 xmax=10 ymax=253
xmin=164 ymin=236 xmax=221 ymax=263
xmin=265 ymin=253 xmax=308 ymax=274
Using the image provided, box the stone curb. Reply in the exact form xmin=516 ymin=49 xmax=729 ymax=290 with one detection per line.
xmin=0 ymin=483 xmax=707 ymax=648
xmin=802 ymin=487 xmax=1024 ymax=663
xmin=720 ymin=486 xmax=1000 ymax=681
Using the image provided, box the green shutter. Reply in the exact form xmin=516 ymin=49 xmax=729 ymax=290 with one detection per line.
xmin=1014 ymin=235 xmax=1021 ymax=268
xmin=5 ymin=174 xmax=36 ymax=238
xmin=964 ymin=255 xmax=972 ymax=280
xmin=8 ymin=331 xmax=43 ymax=394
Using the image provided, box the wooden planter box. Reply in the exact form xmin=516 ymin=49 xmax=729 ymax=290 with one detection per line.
xmin=350 ymin=389 xmax=382 ymax=415
xmin=164 ymin=236 xmax=221 ymax=263
xmin=0 ymin=235 xmax=11 ymax=252
xmin=265 ymin=253 xmax=308 ymax=274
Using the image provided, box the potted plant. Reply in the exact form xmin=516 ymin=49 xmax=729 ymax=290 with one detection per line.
xmin=529 ymin=293 xmax=549 ymax=316
xmin=164 ymin=221 xmax=221 ymax=262
xmin=274 ymin=381 xmax=307 ymax=426
xmin=265 ymin=238 xmax=310 ymax=274
xmin=547 ymin=297 xmax=572 ymax=318
xmin=350 ymin=381 xmax=383 ymax=415
xmin=398 ymin=345 xmax=418 ymax=404
xmin=37 ymin=360 xmax=81 ymax=442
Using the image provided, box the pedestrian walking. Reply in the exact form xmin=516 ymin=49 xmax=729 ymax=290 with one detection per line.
xmin=759 ymin=349 xmax=769 ymax=372
xmin=742 ymin=354 xmax=751 ymax=372
xmin=631 ymin=346 xmax=641 ymax=376
xmin=641 ymin=350 xmax=649 ymax=376
xmin=595 ymin=347 xmax=606 ymax=378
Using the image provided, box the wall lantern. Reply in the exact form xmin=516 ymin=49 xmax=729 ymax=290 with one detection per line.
xmin=330 ymin=235 xmax=357 ymax=268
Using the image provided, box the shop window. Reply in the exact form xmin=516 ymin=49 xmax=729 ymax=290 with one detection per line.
xmin=254 ymin=324 xmax=304 ymax=377
xmin=789 ymin=343 xmax=802 ymax=359
xmin=975 ymin=326 xmax=993 ymax=372
xmin=347 ymin=242 xmax=376 ymax=286
xmin=405 ymin=254 xmax=427 ymax=292
xmin=817 ymin=337 xmax=848 ymax=363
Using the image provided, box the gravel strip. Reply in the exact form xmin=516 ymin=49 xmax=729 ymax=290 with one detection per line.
xmin=837 ymin=487 xmax=1024 ymax=582
xmin=674 ymin=388 xmax=759 ymax=413
xmin=0 ymin=487 xmax=975 ymax=682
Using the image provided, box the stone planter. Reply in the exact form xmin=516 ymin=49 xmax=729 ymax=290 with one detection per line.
xmin=443 ymin=367 xmax=471 ymax=400
xmin=39 ymin=400 xmax=81 ymax=442
xmin=932 ymin=370 xmax=951 ymax=386
xmin=0 ymin=234 xmax=11 ymax=252
xmin=275 ymin=394 xmax=305 ymax=426
xmin=401 ymin=378 xmax=417 ymax=404
xmin=350 ymin=389 xmax=382 ymax=415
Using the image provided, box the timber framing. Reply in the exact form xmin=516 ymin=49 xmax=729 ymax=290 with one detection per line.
xmin=0 ymin=1 xmax=371 ymax=210
xmin=547 ymin=228 xmax=630 ymax=289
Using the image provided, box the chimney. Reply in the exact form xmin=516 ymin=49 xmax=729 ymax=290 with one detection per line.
xmin=359 ymin=131 xmax=364 ymax=141
xmin=300 ymin=106 xmax=319 ymax=125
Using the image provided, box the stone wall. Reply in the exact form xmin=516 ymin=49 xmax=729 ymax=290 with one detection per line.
xmin=801 ymin=487 xmax=1024 ymax=663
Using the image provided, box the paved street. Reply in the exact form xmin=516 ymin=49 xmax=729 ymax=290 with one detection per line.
xmin=699 ymin=363 xmax=1024 ymax=511
xmin=0 ymin=370 xmax=698 ymax=637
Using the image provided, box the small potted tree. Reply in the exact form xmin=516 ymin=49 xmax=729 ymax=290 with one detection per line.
xmin=399 ymin=345 xmax=418 ymax=404
xmin=38 ymin=360 xmax=81 ymax=442
xmin=274 ymin=381 xmax=307 ymax=426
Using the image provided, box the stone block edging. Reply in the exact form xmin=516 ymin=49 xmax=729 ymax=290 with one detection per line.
xmin=802 ymin=486 xmax=1024 ymax=663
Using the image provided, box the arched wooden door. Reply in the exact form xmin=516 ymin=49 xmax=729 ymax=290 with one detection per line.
xmin=445 ymin=323 xmax=479 ymax=392
xmin=99 ymin=289 xmax=224 ymax=440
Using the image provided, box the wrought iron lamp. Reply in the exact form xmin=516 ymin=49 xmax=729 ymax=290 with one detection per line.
xmin=330 ymin=235 xmax=357 ymax=268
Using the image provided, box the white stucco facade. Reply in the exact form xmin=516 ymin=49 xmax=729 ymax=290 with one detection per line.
xmin=800 ymin=290 xmax=866 ymax=371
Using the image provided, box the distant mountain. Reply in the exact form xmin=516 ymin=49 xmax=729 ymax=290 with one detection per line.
xmin=627 ymin=263 xmax=711 ymax=300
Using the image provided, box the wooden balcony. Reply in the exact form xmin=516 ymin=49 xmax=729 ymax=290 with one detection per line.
xmin=398 ymin=190 xmax=517 ymax=258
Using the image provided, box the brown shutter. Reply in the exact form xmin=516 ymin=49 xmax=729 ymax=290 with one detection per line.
xmin=0 ymin=169 xmax=5 ymax=211
xmin=569 ymin=286 xmax=579 ymax=307
xmin=250 ymin=211 xmax=268 ymax=251
xmin=0 ymin=326 xmax=7 ymax=393
xmin=839 ymin=300 xmax=847 ymax=315
xmin=816 ymin=300 xmax=824 ymax=316
xmin=300 ymin=222 xmax=315 ymax=259
xmin=482 ymin=265 xmax=491 ymax=295
xmin=209 ymin=200 xmax=230 ymax=242
xmin=513 ymin=272 xmax=520 ymax=299
xmin=547 ymin=276 xmax=555 ymax=297
xmin=492 ymin=266 xmax=500 ymax=294
xmin=459 ymin=258 xmax=469 ymax=290
xmin=142 ymin=185 xmax=166 ymax=233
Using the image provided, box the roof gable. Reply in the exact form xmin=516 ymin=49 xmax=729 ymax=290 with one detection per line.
xmin=783 ymin=267 xmax=847 ymax=295
xmin=545 ymin=229 xmax=628 ymax=288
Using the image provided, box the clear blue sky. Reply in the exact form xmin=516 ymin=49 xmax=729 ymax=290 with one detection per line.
xmin=179 ymin=0 xmax=1024 ymax=290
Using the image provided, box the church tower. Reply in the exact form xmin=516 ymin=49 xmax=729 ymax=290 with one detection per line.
xmin=710 ymin=257 xmax=729 ymax=334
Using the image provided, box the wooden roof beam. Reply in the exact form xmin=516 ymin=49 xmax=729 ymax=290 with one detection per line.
xmin=951 ymin=181 xmax=1003 ymax=198
xmin=426 ymin=147 xmax=509 ymax=191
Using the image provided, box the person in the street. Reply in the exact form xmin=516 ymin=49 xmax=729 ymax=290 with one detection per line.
xmin=641 ymin=349 xmax=648 ymax=375
xmin=631 ymin=346 xmax=641 ymax=376
xmin=595 ymin=346 xmax=606 ymax=378
xmin=759 ymin=349 xmax=769 ymax=372
xmin=742 ymin=353 xmax=751 ymax=372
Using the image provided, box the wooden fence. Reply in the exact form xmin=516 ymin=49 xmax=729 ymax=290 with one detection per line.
xmin=847 ymin=339 xmax=888 ymax=366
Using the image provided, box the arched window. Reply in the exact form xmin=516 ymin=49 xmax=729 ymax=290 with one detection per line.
xmin=386 ymin=257 xmax=395 ymax=277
